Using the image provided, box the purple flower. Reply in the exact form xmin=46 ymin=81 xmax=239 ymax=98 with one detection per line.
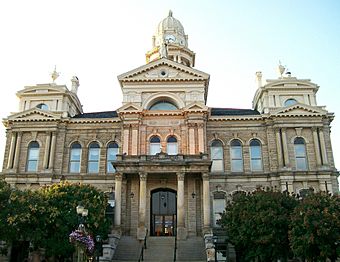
xmin=69 ymin=230 xmax=95 ymax=254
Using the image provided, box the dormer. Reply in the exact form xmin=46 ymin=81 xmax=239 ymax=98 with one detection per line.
xmin=252 ymin=69 xmax=320 ymax=114
xmin=16 ymin=78 xmax=83 ymax=118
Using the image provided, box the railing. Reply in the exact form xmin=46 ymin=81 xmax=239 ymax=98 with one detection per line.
xmin=173 ymin=234 xmax=177 ymax=261
xmin=138 ymin=229 xmax=148 ymax=262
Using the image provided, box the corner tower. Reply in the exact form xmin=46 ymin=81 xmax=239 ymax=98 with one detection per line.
xmin=146 ymin=10 xmax=195 ymax=67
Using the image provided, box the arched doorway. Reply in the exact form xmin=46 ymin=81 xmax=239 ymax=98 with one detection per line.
xmin=151 ymin=188 xmax=177 ymax=236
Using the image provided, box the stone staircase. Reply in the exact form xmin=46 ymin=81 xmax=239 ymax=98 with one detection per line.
xmin=111 ymin=235 xmax=206 ymax=262
xmin=176 ymin=236 xmax=206 ymax=261
xmin=111 ymin=236 xmax=142 ymax=261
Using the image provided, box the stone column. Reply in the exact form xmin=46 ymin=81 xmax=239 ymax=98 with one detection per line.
xmin=275 ymin=129 xmax=283 ymax=168
xmin=197 ymin=124 xmax=205 ymax=153
xmin=318 ymin=128 xmax=328 ymax=165
xmin=114 ymin=173 xmax=123 ymax=228
xmin=131 ymin=127 xmax=138 ymax=155
xmin=7 ymin=132 xmax=16 ymax=169
xmin=189 ymin=126 xmax=195 ymax=154
xmin=13 ymin=132 xmax=22 ymax=171
xmin=312 ymin=128 xmax=322 ymax=166
xmin=281 ymin=128 xmax=290 ymax=167
xmin=202 ymin=172 xmax=211 ymax=232
xmin=177 ymin=172 xmax=186 ymax=239
xmin=43 ymin=132 xmax=51 ymax=169
xmin=48 ymin=132 xmax=57 ymax=169
xmin=137 ymin=172 xmax=147 ymax=240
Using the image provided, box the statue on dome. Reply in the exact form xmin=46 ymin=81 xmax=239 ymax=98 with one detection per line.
xmin=159 ymin=41 xmax=168 ymax=58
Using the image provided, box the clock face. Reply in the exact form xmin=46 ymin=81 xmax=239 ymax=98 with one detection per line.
xmin=165 ymin=34 xmax=176 ymax=43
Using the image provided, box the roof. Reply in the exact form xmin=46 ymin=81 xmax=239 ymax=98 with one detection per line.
xmin=210 ymin=108 xmax=260 ymax=116
xmin=73 ymin=111 xmax=118 ymax=118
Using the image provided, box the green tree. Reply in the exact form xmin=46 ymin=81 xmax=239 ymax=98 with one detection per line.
xmin=219 ymin=190 xmax=297 ymax=262
xmin=0 ymin=180 xmax=12 ymax=254
xmin=289 ymin=192 xmax=340 ymax=262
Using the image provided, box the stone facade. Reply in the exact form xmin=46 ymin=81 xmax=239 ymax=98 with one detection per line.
xmin=1 ymin=11 xmax=339 ymax=242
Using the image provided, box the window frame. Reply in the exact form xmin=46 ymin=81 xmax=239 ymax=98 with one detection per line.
xmin=150 ymin=136 xmax=161 ymax=155
xmin=26 ymin=141 xmax=40 ymax=172
xmin=69 ymin=142 xmax=82 ymax=173
xmin=210 ymin=140 xmax=224 ymax=172
xmin=294 ymin=137 xmax=308 ymax=170
xmin=88 ymin=142 xmax=100 ymax=173
xmin=250 ymin=139 xmax=263 ymax=171
xmin=166 ymin=136 xmax=178 ymax=155
xmin=107 ymin=142 xmax=119 ymax=173
xmin=230 ymin=139 xmax=243 ymax=172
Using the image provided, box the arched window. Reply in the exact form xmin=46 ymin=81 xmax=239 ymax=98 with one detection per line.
xmin=149 ymin=101 xmax=178 ymax=110
xmin=230 ymin=139 xmax=243 ymax=172
xmin=166 ymin=136 xmax=178 ymax=155
xmin=26 ymin=141 xmax=39 ymax=172
xmin=69 ymin=142 xmax=82 ymax=173
xmin=107 ymin=142 xmax=119 ymax=173
xmin=294 ymin=137 xmax=308 ymax=170
xmin=150 ymin=136 xmax=161 ymax=155
xmin=88 ymin=142 xmax=100 ymax=173
xmin=211 ymin=140 xmax=224 ymax=172
xmin=213 ymin=192 xmax=226 ymax=227
xmin=36 ymin=103 xmax=49 ymax=110
xmin=284 ymin=98 xmax=297 ymax=107
xmin=250 ymin=139 xmax=263 ymax=171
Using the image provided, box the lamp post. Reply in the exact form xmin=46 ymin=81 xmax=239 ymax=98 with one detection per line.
xmin=76 ymin=204 xmax=88 ymax=262
xmin=95 ymin=235 xmax=102 ymax=262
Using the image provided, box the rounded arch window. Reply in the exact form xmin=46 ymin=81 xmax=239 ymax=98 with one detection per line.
xmin=88 ymin=142 xmax=100 ymax=173
xmin=230 ymin=139 xmax=243 ymax=172
xmin=211 ymin=139 xmax=224 ymax=172
xmin=294 ymin=137 xmax=308 ymax=170
xmin=36 ymin=103 xmax=49 ymax=110
xmin=70 ymin=142 xmax=82 ymax=173
xmin=107 ymin=142 xmax=119 ymax=173
xmin=284 ymin=98 xmax=297 ymax=107
xmin=250 ymin=139 xmax=262 ymax=171
xmin=26 ymin=141 xmax=40 ymax=172
xmin=167 ymin=136 xmax=178 ymax=155
xmin=149 ymin=101 xmax=178 ymax=110
xmin=150 ymin=136 xmax=161 ymax=155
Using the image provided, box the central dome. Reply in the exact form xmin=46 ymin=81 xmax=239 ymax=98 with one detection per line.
xmin=156 ymin=10 xmax=185 ymax=36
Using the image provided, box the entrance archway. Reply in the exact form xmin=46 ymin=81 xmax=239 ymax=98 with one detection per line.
xmin=150 ymin=188 xmax=177 ymax=236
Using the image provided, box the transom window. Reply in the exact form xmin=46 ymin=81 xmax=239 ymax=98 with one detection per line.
xmin=166 ymin=136 xmax=178 ymax=155
xmin=211 ymin=140 xmax=224 ymax=172
xmin=294 ymin=137 xmax=308 ymax=170
xmin=149 ymin=101 xmax=178 ymax=110
xmin=69 ymin=142 xmax=82 ymax=173
xmin=107 ymin=142 xmax=119 ymax=173
xmin=36 ymin=103 xmax=49 ymax=110
xmin=250 ymin=139 xmax=263 ymax=171
xmin=26 ymin=141 xmax=39 ymax=172
xmin=88 ymin=142 xmax=100 ymax=173
xmin=230 ymin=139 xmax=243 ymax=172
xmin=150 ymin=136 xmax=161 ymax=155
xmin=284 ymin=98 xmax=297 ymax=107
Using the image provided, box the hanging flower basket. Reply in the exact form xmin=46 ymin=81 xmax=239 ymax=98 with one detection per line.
xmin=69 ymin=230 xmax=95 ymax=255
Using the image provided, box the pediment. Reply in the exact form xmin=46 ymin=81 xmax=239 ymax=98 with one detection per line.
xmin=116 ymin=103 xmax=143 ymax=114
xmin=271 ymin=104 xmax=327 ymax=116
xmin=183 ymin=102 xmax=208 ymax=112
xmin=7 ymin=108 xmax=62 ymax=121
xmin=17 ymin=84 xmax=68 ymax=96
xmin=118 ymin=58 xmax=209 ymax=84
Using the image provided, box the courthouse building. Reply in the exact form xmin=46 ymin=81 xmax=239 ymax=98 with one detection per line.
xmin=1 ymin=11 xmax=339 ymax=244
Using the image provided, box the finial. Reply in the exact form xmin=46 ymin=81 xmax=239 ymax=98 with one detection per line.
xmin=51 ymin=65 xmax=60 ymax=83
xmin=168 ymin=10 xmax=173 ymax=17
xmin=277 ymin=61 xmax=286 ymax=78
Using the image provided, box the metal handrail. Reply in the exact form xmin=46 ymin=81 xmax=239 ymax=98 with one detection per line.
xmin=173 ymin=234 xmax=177 ymax=261
xmin=138 ymin=229 xmax=148 ymax=262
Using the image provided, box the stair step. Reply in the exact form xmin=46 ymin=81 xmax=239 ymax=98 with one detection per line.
xmin=111 ymin=236 xmax=142 ymax=261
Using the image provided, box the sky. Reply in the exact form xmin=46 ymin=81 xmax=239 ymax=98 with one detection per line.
xmin=0 ymin=0 xmax=339 ymax=176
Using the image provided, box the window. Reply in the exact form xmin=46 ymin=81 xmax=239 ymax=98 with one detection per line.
xmin=70 ymin=142 xmax=82 ymax=173
xmin=36 ymin=103 xmax=49 ymax=110
xmin=149 ymin=101 xmax=178 ymax=110
xmin=27 ymin=141 xmax=39 ymax=172
xmin=213 ymin=192 xmax=226 ymax=227
xmin=88 ymin=142 xmax=100 ymax=173
xmin=150 ymin=136 xmax=161 ymax=155
xmin=230 ymin=139 xmax=243 ymax=172
xmin=107 ymin=142 xmax=119 ymax=173
xmin=284 ymin=98 xmax=297 ymax=107
xmin=166 ymin=136 xmax=178 ymax=155
xmin=294 ymin=137 xmax=308 ymax=170
xmin=250 ymin=139 xmax=262 ymax=171
xmin=211 ymin=140 xmax=224 ymax=172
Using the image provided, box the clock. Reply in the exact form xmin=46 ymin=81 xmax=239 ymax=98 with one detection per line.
xmin=165 ymin=34 xmax=176 ymax=43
